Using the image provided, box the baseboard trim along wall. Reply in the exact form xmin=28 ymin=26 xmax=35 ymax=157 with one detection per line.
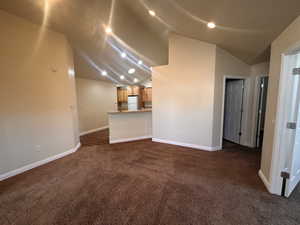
xmin=80 ymin=126 xmax=108 ymax=136
xmin=110 ymin=136 xmax=152 ymax=144
xmin=0 ymin=142 xmax=81 ymax=181
xmin=152 ymin=138 xmax=222 ymax=151
xmin=258 ymin=170 xmax=272 ymax=193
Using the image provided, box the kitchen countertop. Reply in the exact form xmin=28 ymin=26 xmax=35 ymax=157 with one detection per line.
xmin=108 ymin=109 xmax=152 ymax=114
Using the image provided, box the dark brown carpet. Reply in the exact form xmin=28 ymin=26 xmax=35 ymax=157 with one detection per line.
xmin=1 ymin=130 xmax=300 ymax=225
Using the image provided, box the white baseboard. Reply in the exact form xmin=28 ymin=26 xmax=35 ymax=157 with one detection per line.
xmin=80 ymin=126 xmax=108 ymax=136
xmin=258 ymin=170 xmax=271 ymax=193
xmin=0 ymin=142 xmax=81 ymax=181
xmin=152 ymin=138 xmax=222 ymax=151
xmin=110 ymin=136 xmax=152 ymax=144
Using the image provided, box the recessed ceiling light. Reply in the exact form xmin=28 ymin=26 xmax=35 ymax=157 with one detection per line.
xmin=101 ymin=70 xmax=107 ymax=76
xmin=133 ymin=78 xmax=139 ymax=83
xmin=68 ymin=69 xmax=75 ymax=76
xmin=128 ymin=68 xmax=136 ymax=74
xmin=121 ymin=52 xmax=127 ymax=58
xmin=120 ymin=75 xmax=125 ymax=80
xmin=138 ymin=60 xmax=143 ymax=65
xmin=148 ymin=10 xmax=156 ymax=17
xmin=207 ymin=22 xmax=216 ymax=29
xmin=105 ymin=27 xmax=112 ymax=34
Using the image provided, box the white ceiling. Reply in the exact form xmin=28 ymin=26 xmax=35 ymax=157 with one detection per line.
xmin=123 ymin=0 xmax=300 ymax=64
xmin=0 ymin=0 xmax=299 ymax=83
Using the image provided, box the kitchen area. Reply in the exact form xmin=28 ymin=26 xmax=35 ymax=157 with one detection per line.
xmin=108 ymin=84 xmax=153 ymax=144
xmin=117 ymin=85 xmax=152 ymax=111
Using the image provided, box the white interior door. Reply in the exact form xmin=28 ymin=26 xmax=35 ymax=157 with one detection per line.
xmin=283 ymin=52 xmax=300 ymax=197
xmin=223 ymin=79 xmax=244 ymax=144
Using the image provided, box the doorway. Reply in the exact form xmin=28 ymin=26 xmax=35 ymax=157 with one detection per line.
xmin=272 ymin=50 xmax=300 ymax=197
xmin=280 ymin=51 xmax=300 ymax=197
xmin=255 ymin=77 xmax=269 ymax=148
xmin=223 ymin=79 xmax=245 ymax=145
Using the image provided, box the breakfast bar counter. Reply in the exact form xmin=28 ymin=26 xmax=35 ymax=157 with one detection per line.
xmin=108 ymin=109 xmax=152 ymax=144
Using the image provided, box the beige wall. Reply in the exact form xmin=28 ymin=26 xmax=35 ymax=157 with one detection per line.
xmin=153 ymin=34 xmax=256 ymax=149
xmin=0 ymin=10 xmax=79 ymax=175
xmin=246 ymin=62 xmax=270 ymax=147
xmin=251 ymin=62 xmax=270 ymax=76
xmin=261 ymin=16 xmax=300 ymax=183
xmin=212 ymin=47 xmax=251 ymax=147
xmin=76 ymin=78 xmax=117 ymax=134
xmin=153 ymin=34 xmax=217 ymax=149
xmin=212 ymin=54 xmax=270 ymax=149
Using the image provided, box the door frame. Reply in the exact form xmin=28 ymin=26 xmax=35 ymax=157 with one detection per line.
xmin=252 ymin=75 xmax=269 ymax=148
xmin=220 ymin=76 xmax=248 ymax=148
xmin=269 ymin=42 xmax=300 ymax=195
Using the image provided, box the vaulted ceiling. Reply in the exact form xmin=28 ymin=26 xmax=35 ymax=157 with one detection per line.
xmin=0 ymin=0 xmax=299 ymax=84
xmin=124 ymin=0 xmax=300 ymax=64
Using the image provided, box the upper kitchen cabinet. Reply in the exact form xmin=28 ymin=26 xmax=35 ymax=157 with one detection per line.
xmin=117 ymin=87 xmax=128 ymax=102
xmin=127 ymin=86 xmax=140 ymax=96
xmin=142 ymin=87 xmax=152 ymax=102
xmin=118 ymin=85 xmax=152 ymax=104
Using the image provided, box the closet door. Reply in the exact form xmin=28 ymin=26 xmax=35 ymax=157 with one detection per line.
xmin=223 ymin=80 xmax=244 ymax=144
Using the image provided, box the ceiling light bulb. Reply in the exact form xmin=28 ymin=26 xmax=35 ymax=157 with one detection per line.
xmin=120 ymin=75 xmax=125 ymax=80
xmin=149 ymin=10 xmax=156 ymax=17
xmin=101 ymin=70 xmax=107 ymax=76
xmin=207 ymin=22 xmax=216 ymax=29
xmin=121 ymin=52 xmax=127 ymax=58
xmin=105 ymin=27 xmax=112 ymax=34
xmin=138 ymin=60 xmax=143 ymax=65
xmin=68 ymin=69 xmax=75 ymax=76
xmin=128 ymin=68 xmax=136 ymax=74
xmin=134 ymin=78 xmax=139 ymax=83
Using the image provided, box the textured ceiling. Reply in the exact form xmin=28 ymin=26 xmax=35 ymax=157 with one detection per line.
xmin=123 ymin=0 xmax=300 ymax=64
xmin=0 ymin=0 xmax=165 ymax=85
xmin=0 ymin=0 xmax=300 ymax=84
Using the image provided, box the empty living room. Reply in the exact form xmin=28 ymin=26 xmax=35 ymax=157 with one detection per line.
xmin=1 ymin=1 xmax=300 ymax=224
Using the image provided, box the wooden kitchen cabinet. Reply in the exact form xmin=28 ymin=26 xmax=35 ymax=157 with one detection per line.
xmin=142 ymin=87 xmax=152 ymax=102
xmin=126 ymin=86 xmax=132 ymax=95
xmin=118 ymin=86 xmax=150 ymax=103
xmin=147 ymin=88 xmax=152 ymax=102
xmin=127 ymin=86 xmax=140 ymax=95
xmin=117 ymin=88 xmax=128 ymax=102
xmin=132 ymin=86 xmax=140 ymax=95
